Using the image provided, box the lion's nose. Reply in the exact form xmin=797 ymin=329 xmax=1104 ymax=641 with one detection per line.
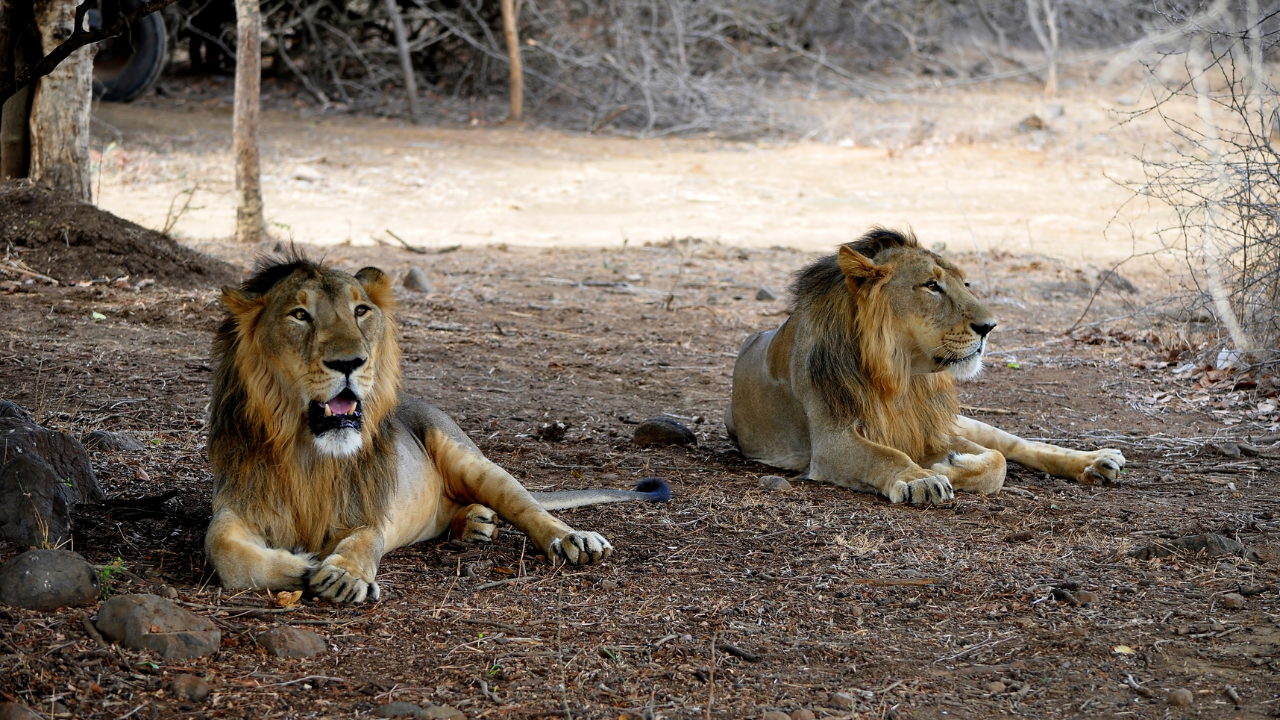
xmin=324 ymin=357 xmax=366 ymax=376
xmin=971 ymin=321 xmax=997 ymax=337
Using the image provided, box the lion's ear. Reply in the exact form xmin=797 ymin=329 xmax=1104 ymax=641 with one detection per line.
xmin=355 ymin=267 xmax=394 ymax=309
xmin=221 ymin=287 xmax=262 ymax=317
xmin=838 ymin=246 xmax=885 ymax=289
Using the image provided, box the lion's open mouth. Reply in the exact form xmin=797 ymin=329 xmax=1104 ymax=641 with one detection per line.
xmin=308 ymin=388 xmax=363 ymax=435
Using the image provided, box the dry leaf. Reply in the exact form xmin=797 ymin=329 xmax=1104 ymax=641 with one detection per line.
xmin=274 ymin=590 xmax=303 ymax=608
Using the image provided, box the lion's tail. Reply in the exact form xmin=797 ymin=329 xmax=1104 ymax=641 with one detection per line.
xmin=532 ymin=477 xmax=671 ymax=510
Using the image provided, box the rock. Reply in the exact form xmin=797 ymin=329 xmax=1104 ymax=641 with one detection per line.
xmin=1239 ymin=584 xmax=1270 ymax=596
xmin=374 ymin=702 xmax=429 ymax=718
xmin=828 ymin=692 xmax=855 ymax=710
xmin=763 ymin=712 xmax=790 ymax=720
xmin=0 ymin=401 xmax=101 ymax=503
xmin=0 ymin=549 xmax=99 ymax=611
xmin=1221 ymin=592 xmax=1246 ymax=610
xmin=535 ymin=421 xmax=567 ymax=442
xmin=985 ymin=681 xmax=1006 ymax=693
xmin=0 ymin=457 xmax=72 ymax=549
xmin=0 ymin=703 xmax=43 ymax=720
xmin=1051 ymin=588 xmax=1078 ymax=606
xmin=1005 ymin=530 xmax=1034 ymax=543
xmin=403 ymin=267 xmax=431 ymax=293
xmin=632 ymin=418 xmax=696 ymax=447
xmin=1168 ymin=688 xmax=1194 ymax=707
xmin=758 ymin=475 xmax=793 ymax=492
xmin=171 ymin=674 xmax=211 ymax=702
xmin=259 ymin=626 xmax=327 ymax=658
xmin=95 ymin=594 xmax=221 ymax=661
xmin=790 ymin=710 xmax=816 ymax=720
xmin=81 ymin=431 xmax=146 ymax=452
xmin=424 ymin=706 xmax=465 ymax=720
xmin=1129 ymin=533 xmax=1259 ymax=562
xmin=158 ymin=585 xmax=179 ymax=599
xmin=756 ymin=286 xmax=778 ymax=301
xmin=1075 ymin=590 xmax=1099 ymax=604
xmin=1213 ymin=442 xmax=1241 ymax=457
xmin=292 ymin=165 xmax=324 ymax=182
xmin=600 ymin=579 xmax=619 ymax=590
xmin=1017 ymin=114 xmax=1046 ymax=132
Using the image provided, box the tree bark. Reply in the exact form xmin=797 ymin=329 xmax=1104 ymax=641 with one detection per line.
xmin=383 ymin=0 xmax=420 ymax=124
xmin=28 ymin=0 xmax=92 ymax=200
xmin=1 ymin=0 xmax=36 ymax=181
xmin=500 ymin=0 xmax=523 ymax=122
xmin=233 ymin=0 xmax=266 ymax=244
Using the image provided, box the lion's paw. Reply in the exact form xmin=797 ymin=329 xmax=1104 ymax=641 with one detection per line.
xmin=1078 ymin=449 xmax=1126 ymax=485
xmin=457 ymin=505 xmax=498 ymax=544
xmin=887 ymin=473 xmax=955 ymax=505
xmin=548 ymin=531 xmax=613 ymax=566
xmin=309 ymin=555 xmax=379 ymax=604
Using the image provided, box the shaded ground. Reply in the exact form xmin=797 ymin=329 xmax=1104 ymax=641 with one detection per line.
xmin=0 ymin=239 xmax=1277 ymax=719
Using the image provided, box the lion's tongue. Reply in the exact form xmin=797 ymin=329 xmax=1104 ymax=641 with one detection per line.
xmin=326 ymin=397 xmax=358 ymax=416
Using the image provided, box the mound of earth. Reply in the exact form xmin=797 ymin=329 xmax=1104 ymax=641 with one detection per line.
xmin=0 ymin=181 xmax=238 ymax=288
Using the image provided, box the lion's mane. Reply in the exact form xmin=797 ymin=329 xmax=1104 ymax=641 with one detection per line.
xmin=207 ymin=251 xmax=402 ymax=554
xmin=788 ymin=227 xmax=958 ymax=462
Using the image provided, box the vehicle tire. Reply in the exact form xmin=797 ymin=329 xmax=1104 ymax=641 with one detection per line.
xmin=93 ymin=0 xmax=168 ymax=103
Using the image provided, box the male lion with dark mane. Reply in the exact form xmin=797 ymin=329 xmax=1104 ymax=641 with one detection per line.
xmin=206 ymin=253 xmax=669 ymax=603
xmin=726 ymin=228 xmax=1125 ymax=504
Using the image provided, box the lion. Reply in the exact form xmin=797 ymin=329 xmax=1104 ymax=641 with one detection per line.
xmin=725 ymin=228 xmax=1125 ymax=504
xmin=205 ymin=253 xmax=670 ymax=603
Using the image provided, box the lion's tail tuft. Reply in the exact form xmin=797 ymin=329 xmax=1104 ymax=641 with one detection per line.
xmin=632 ymin=476 xmax=672 ymax=503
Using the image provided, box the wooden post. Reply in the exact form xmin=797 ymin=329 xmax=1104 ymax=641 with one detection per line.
xmin=500 ymin=0 xmax=523 ymax=122
xmin=383 ymin=0 xmax=420 ymax=124
xmin=28 ymin=0 xmax=93 ymax=200
xmin=233 ymin=0 xmax=266 ymax=243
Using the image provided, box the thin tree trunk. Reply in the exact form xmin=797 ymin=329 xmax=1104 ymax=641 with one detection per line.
xmin=500 ymin=0 xmax=523 ymax=122
xmin=383 ymin=0 xmax=420 ymax=124
xmin=28 ymin=0 xmax=92 ymax=200
xmin=1025 ymin=0 xmax=1058 ymax=97
xmin=233 ymin=0 xmax=266 ymax=243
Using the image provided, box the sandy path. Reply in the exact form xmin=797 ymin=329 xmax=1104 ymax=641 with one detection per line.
xmin=92 ymin=88 xmax=1176 ymax=260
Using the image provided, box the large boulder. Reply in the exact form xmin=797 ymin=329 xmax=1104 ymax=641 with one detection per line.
xmin=95 ymin=594 xmax=220 ymax=661
xmin=0 ymin=549 xmax=99 ymax=611
xmin=0 ymin=402 xmax=101 ymax=548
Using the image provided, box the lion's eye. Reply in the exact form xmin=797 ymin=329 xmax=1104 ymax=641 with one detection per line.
xmin=289 ymin=308 xmax=311 ymax=322
xmin=354 ymin=305 xmax=370 ymax=317
xmin=923 ymin=279 xmax=942 ymax=293
xmin=964 ymin=282 xmax=971 ymax=287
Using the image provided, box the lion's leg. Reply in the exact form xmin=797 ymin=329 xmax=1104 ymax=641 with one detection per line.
xmin=310 ymin=527 xmax=386 ymax=604
xmin=450 ymin=504 xmax=498 ymax=544
xmin=205 ymin=509 xmax=316 ymax=591
xmin=923 ymin=437 xmax=1006 ymax=495
xmin=427 ymin=429 xmax=611 ymax=565
xmin=808 ymin=422 xmax=954 ymax=505
xmin=954 ymin=416 xmax=1125 ymax=485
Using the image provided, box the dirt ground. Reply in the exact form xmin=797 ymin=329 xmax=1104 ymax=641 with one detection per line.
xmin=0 ymin=229 xmax=1277 ymax=718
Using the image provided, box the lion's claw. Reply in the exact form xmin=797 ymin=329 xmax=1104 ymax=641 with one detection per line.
xmin=309 ymin=557 xmax=379 ymax=604
xmin=888 ymin=474 xmax=955 ymax=505
xmin=548 ymin=531 xmax=613 ymax=566
xmin=1078 ymin=449 xmax=1126 ymax=485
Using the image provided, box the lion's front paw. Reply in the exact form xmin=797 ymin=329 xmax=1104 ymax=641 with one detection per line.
xmin=309 ymin=555 xmax=380 ymax=604
xmin=1078 ymin=449 xmax=1126 ymax=485
xmin=887 ymin=473 xmax=955 ymax=505
xmin=453 ymin=504 xmax=498 ymax=544
xmin=547 ymin=531 xmax=613 ymax=566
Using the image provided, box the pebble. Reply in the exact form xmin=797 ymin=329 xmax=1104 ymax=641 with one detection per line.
xmin=0 ymin=549 xmax=100 ymax=611
xmin=763 ymin=713 xmax=790 ymax=720
xmin=756 ymin=286 xmax=778 ymax=301
xmin=1005 ymin=530 xmax=1034 ymax=543
xmin=1221 ymin=592 xmax=1246 ymax=610
xmin=828 ymin=692 xmax=855 ymax=710
xmin=95 ymin=594 xmax=221 ymax=661
xmin=600 ymin=579 xmax=619 ymax=590
xmin=292 ymin=165 xmax=324 ymax=182
xmin=259 ymin=626 xmax=327 ymax=658
xmin=170 ymin=674 xmax=211 ymax=702
xmin=632 ymin=418 xmax=697 ymax=447
xmin=403 ymin=267 xmax=431 ymax=293
xmin=158 ymin=585 xmax=179 ymax=600
xmin=81 ymin=430 xmax=146 ymax=452
xmin=758 ymin=475 xmax=793 ymax=492
xmin=1169 ymin=688 xmax=1194 ymax=706
xmin=985 ymin=681 xmax=1006 ymax=694
xmin=790 ymin=710 xmax=816 ymax=720
xmin=1074 ymin=590 xmax=1099 ymax=604
xmin=0 ymin=703 xmax=43 ymax=720
xmin=373 ymin=704 xmax=466 ymax=719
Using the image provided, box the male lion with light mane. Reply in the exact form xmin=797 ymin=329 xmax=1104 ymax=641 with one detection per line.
xmin=726 ymin=228 xmax=1125 ymax=504
xmin=205 ymin=253 xmax=669 ymax=603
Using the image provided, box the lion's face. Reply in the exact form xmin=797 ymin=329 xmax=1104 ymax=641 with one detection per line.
xmin=839 ymin=245 xmax=996 ymax=380
xmin=222 ymin=264 xmax=399 ymax=458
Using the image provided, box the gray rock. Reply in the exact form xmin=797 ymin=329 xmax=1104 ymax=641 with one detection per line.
xmin=0 ymin=549 xmax=99 ymax=611
xmin=828 ymin=692 xmax=855 ymax=710
xmin=171 ymin=674 xmax=211 ymax=702
xmin=424 ymin=707 xmax=466 ymax=720
xmin=1168 ymin=688 xmax=1193 ymax=706
xmin=1129 ymin=533 xmax=1259 ymax=562
xmin=755 ymin=286 xmax=778 ymax=301
xmin=259 ymin=626 xmax=327 ymax=658
xmin=373 ymin=703 xmax=429 ymax=719
xmin=758 ymin=475 xmax=793 ymax=492
xmin=633 ymin=417 xmax=697 ymax=447
xmin=0 ymin=703 xmax=44 ymax=720
xmin=763 ymin=713 xmax=790 ymax=720
xmin=0 ymin=456 xmax=71 ymax=548
xmin=1221 ymin=592 xmax=1246 ymax=610
xmin=95 ymin=594 xmax=220 ymax=661
xmin=403 ymin=267 xmax=431 ymax=293
xmin=81 ymin=431 xmax=146 ymax=452
xmin=0 ymin=401 xmax=101 ymax=504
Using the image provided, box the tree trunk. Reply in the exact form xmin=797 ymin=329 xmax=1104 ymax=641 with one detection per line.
xmin=0 ymin=0 xmax=36 ymax=181
xmin=500 ymin=0 xmax=523 ymax=122
xmin=383 ymin=0 xmax=420 ymax=124
xmin=28 ymin=0 xmax=92 ymax=200
xmin=233 ymin=0 xmax=266 ymax=244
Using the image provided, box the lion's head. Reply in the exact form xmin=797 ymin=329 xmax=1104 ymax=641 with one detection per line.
xmin=207 ymin=252 xmax=401 ymax=549
xmin=789 ymin=228 xmax=995 ymax=458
